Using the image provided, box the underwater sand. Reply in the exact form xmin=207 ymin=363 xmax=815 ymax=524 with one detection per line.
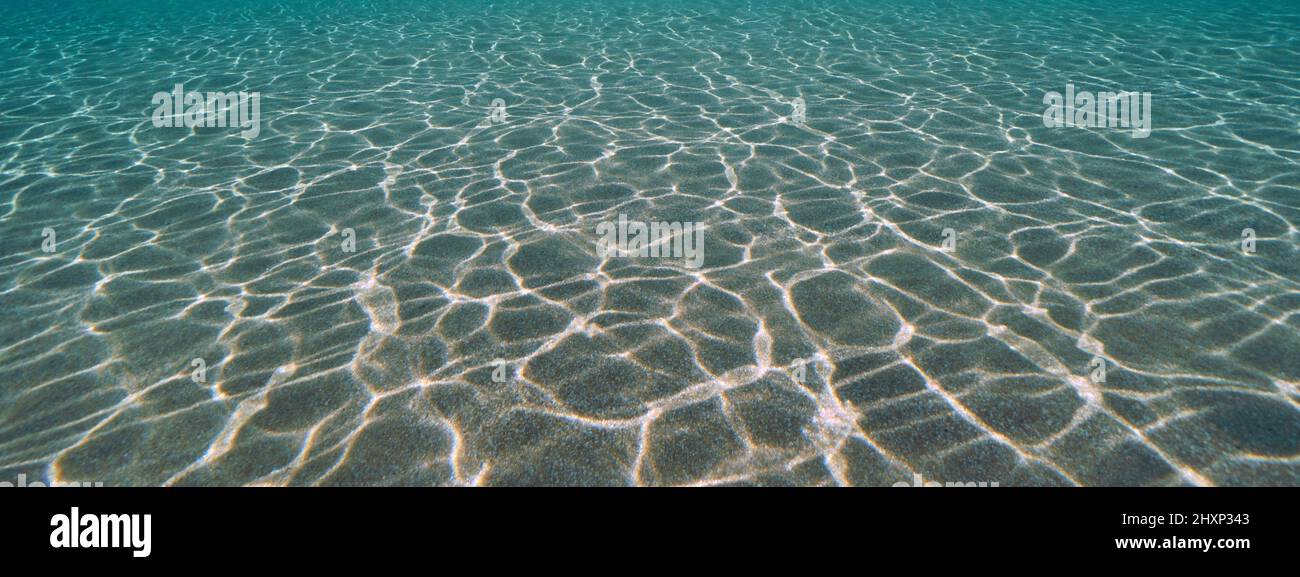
xmin=1 ymin=0 xmax=1298 ymax=486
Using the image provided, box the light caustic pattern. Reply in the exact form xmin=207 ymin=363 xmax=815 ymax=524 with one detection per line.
xmin=1 ymin=0 xmax=1298 ymax=486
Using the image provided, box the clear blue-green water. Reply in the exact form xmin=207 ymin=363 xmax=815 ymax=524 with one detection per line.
xmin=1 ymin=0 xmax=1298 ymax=486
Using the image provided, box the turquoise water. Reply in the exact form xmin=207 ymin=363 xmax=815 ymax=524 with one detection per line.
xmin=1 ymin=0 xmax=1298 ymax=486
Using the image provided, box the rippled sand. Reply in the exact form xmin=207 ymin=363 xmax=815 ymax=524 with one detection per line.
xmin=1 ymin=0 xmax=1298 ymax=486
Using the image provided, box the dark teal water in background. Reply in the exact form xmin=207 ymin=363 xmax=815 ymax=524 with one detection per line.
xmin=1 ymin=1 xmax=1298 ymax=486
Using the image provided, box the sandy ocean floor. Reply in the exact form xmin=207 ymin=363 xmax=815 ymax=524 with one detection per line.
xmin=1 ymin=0 xmax=1298 ymax=486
